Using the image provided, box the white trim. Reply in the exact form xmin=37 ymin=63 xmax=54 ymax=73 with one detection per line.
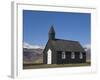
xmin=47 ymin=49 xmax=52 ymax=64
xmin=71 ymin=52 xmax=75 ymax=59
xmin=80 ymin=52 xmax=83 ymax=59
xmin=62 ymin=51 xmax=66 ymax=59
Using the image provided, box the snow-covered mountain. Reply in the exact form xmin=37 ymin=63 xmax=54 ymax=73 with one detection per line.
xmin=23 ymin=42 xmax=44 ymax=49
xmin=23 ymin=42 xmax=44 ymax=64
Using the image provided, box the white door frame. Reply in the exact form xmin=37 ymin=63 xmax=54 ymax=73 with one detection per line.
xmin=47 ymin=49 xmax=52 ymax=64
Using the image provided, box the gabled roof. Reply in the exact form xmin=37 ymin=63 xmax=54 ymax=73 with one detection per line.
xmin=48 ymin=39 xmax=85 ymax=52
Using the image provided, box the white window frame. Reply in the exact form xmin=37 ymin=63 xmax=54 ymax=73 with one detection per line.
xmin=71 ymin=52 xmax=75 ymax=59
xmin=62 ymin=51 xmax=66 ymax=59
xmin=80 ymin=52 xmax=83 ymax=59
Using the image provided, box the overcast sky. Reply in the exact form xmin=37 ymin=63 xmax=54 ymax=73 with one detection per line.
xmin=23 ymin=10 xmax=91 ymax=47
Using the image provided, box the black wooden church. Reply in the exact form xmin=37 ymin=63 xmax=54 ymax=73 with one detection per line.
xmin=43 ymin=26 xmax=86 ymax=64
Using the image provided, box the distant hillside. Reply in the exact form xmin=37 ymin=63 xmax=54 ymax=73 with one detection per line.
xmin=83 ymin=45 xmax=91 ymax=62
xmin=23 ymin=48 xmax=43 ymax=64
xmin=86 ymin=48 xmax=91 ymax=62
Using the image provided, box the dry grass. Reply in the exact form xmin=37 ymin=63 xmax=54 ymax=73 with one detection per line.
xmin=23 ymin=62 xmax=90 ymax=69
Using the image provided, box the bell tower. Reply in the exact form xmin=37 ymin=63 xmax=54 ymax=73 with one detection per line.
xmin=49 ymin=25 xmax=55 ymax=40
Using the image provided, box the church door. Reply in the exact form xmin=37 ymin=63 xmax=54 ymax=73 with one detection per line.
xmin=47 ymin=49 xmax=52 ymax=64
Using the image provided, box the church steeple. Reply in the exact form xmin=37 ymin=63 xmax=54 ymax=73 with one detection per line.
xmin=49 ymin=25 xmax=55 ymax=40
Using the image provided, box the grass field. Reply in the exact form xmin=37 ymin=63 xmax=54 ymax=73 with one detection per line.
xmin=23 ymin=62 xmax=91 ymax=69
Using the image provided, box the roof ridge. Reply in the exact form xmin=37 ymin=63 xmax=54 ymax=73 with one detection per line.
xmin=54 ymin=38 xmax=78 ymax=42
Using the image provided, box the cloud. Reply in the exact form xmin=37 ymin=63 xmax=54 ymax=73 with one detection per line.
xmin=23 ymin=42 xmax=44 ymax=49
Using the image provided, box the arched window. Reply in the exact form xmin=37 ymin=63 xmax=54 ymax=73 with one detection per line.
xmin=62 ymin=51 xmax=66 ymax=59
xmin=80 ymin=52 xmax=83 ymax=59
xmin=71 ymin=52 xmax=75 ymax=59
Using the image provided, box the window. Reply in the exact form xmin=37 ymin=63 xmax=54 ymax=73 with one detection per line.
xmin=62 ymin=51 xmax=66 ymax=59
xmin=71 ymin=52 xmax=75 ymax=59
xmin=80 ymin=52 xmax=83 ymax=59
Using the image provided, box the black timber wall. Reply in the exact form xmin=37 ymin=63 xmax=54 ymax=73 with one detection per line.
xmin=56 ymin=51 xmax=86 ymax=64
